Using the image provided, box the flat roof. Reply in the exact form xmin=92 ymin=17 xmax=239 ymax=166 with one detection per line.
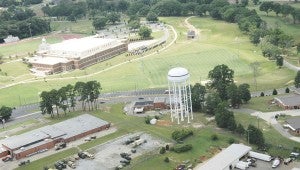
xmin=286 ymin=117 xmax=300 ymax=130
xmin=154 ymin=97 xmax=166 ymax=103
xmin=29 ymin=56 xmax=70 ymax=65
xmin=50 ymin=36 xmax=117 ymax=53
xmin=275 ymin=94 xmax=300 ymax=107
xmin=0 ymin=114 xmax=109 ymax=150
xmin=53 ymin=114 xmax=109 ymax=139
xmin=1 ymin=129 xmax=50 ymax=149
xmin=196 ymin=144 xmax=252 ymax=170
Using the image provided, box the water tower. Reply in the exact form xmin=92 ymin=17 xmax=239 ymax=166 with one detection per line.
xmin=167 ymin=67 xmax=193 ymax=124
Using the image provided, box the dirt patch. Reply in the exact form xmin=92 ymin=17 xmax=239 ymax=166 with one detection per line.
xmin=59 ymin=34 xmax=83 ymax=40
xmin=156 ymin=120 xmax=173 ymax=126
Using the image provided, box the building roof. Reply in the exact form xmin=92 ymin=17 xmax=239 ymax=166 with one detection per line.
xmin=154 ymin=97 xmax=166 ymax=103
xmin=286 ymin=118 xmax=300 ymax=130
xmin=196 ymin=144 xmax=252 ymax=170
xmin=1 ymin=129 xmax=50 ymax=149
xmin=53 ymin=114 xmax=109 ymax=139
xmin=29 ymin=56 xmax=70 ymax=65
xmin=274 ymin=94 xmax=300 ymax=107
xmin=0 ymin=114 xmax=109 ymax=150
xmin=134 ymin=100 xmax=153 ymax=107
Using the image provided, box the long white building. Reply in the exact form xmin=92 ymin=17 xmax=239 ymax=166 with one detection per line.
xmin=29 ymin=35 xmax=127 ymax=74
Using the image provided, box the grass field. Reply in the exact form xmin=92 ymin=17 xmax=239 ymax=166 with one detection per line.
xmin=16 ymin=104 xmax=300 ymax=170
xmin=51 ymin=20 xmax=94 ymax=35
xmin=0 ymin=17 xmax=296 ymax=107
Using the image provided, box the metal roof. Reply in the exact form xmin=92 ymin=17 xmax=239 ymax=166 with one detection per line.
xmin=0 ymin=114 xmax=109 ymax=150
xmin=154 ymin=97 xmax=166 ymax=103
xmin=274 ymin=94 xmax=300 ymax=107
xmin=196 ymin=144 xmax=252 ymax=170
xmin=286 ymin=117 xmax=300 ymax=130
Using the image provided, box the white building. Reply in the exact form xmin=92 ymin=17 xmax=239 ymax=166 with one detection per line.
xmin=29 ymin=35 xmax=127 ymax=74
xmin=196 ymin=144 xmax=252 ymax=170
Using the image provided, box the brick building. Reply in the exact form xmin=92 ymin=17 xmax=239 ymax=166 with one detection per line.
xmin=0 ymin=114 xmax=110 ymax=160
xmin=29 ymin=35 xmax=128 ymax=74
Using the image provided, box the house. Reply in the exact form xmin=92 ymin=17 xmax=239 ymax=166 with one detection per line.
xmin=285 ymin=118 xmax=300 ymax=135
xmin=274 ymin=94 xmax=300 ymax=109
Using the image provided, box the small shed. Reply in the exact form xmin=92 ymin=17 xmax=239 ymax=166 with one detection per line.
xmin=187 ymin=30 xmax=196 ymax=39
xmin=286 ymin=118 xmax=300 ymax=135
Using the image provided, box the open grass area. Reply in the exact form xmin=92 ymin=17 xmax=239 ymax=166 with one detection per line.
xmin=0 ymin=119 xmax=39 ymax=133
xmin=0 ymin=17 xmax=296 ymax=107
xmin=51 ymin=20 xmax=94 ymax=35
xmin=0 ymin=36 xmax=62 ymax=58
xmin=234 ymin=112 xmax=299 ymax=157
xmin=242 ymin=95 xmax=283 ymax=112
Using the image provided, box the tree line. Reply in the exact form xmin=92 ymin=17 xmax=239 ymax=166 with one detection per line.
xmin=191 ymin=64 xmax=264 ymax=147
xmin=39 ymin=80 xmax=101 ymax=118
xmin=0 ymin=0 xmax=42 ymax=7
xmin=0 ymin=5 xmax=50 ymax=42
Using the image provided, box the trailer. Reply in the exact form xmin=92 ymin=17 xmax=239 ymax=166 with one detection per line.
xmin=249 ymin=151 xmax=271 ymax=162
xmin=235 ymin=161 xmax=249 ymax=170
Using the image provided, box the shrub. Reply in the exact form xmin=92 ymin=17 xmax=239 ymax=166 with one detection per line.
xmin=173 ymin=144 xmax=193 ymax=153
xmin=171 ymin=129 xmax=193 ymax=141
xmin=260 ymin=92 xmax=265 ymax=97
xmin=164 ymin=157 xmax=169 ymax=162
xmin=165 ymin=144 xmax=169 ymax=150
xmin=285 ymin=87 xmax=290 ymax=93
xmin=145 ymin=116 xmax=151 ymax=124
xmin=272 ymin=89 xmax=278 ymax=95
xmin=154 ymin=115 xmax=160 ymax=119
xmin=228 ymin=138 xmax=235 ymax=144
xmin=211 ymin=134 xmax=219 ymax=141
xmin=159 ymin=147 xmax=166 ymax=154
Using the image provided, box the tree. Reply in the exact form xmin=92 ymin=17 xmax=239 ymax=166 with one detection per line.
xmin=74 ymin=81 xmax=88 ymax=110
xmin=235 ymin=123 xmax=245 ymax=135
xmin=0 ymin=106 xmax=12 ymax=120
xmin=40 ymin=91 xmax=54 ymax=117
xmin=208 ymin=64 xmax=234 ymax=101
xmin=259 ymin=2 xmax=273 ymax=16
xmin=238 ymin=83 xmax=251 ymax=103
xmin=291 ymin=9 xmax=300 ymax=24
xmin=281 ymin=4 xmax=293 ymax=18
xmin=86 ymin=80 xmax=101 ymax=110
xmin=260 ymin=92 xmax=265 ymax=97
xmin=152 ymin=0 xmax=182 ymax=16
xmin=205 ymin=92 xmax=221 ymax=115
xmin=226 ymin=83 xmax=241 ymax=108
xmin=128 ymin=20 xmax=141 ymax=30
xmin=272 ymin=89 xmax=278 ymax=95
xmin=271 ymin=3 xmax=281 ymax=17
xmin=146 ymin=11 xmax=158 ymax=22
xmin=107 ymin=12 xmax=120 ymax=24
xmin=191 ymin=83 xmax=206 ymax=112
xmin=294 ymin=71 xmax=300 ymax=88
xmin=285 ymin=87 xmax=290 ymax=93
xmin=276 ymin=56 xmax=283 ymax=68
xmin=248 ymin=124 xmax=265 ymax=147
xmin=92 ymin=17 xmax=108 ymax=30
xmin=58 ymin=86 xmax=68 ymax=115
xmin=252 ymin=0 xmax=259 ymax=5
xmin=138 ymin=26 xmax=152 ymax=39
xmin=215 ymin=102 xmax=237 ymax=131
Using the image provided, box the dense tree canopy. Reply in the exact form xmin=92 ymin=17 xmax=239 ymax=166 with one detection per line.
xmin=191 ymin=83 xmax=206 ymax=112
xmin=0 ymin=106 xmax=12 ymax=120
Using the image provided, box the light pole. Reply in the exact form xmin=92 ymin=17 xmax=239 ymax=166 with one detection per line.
xmin=28 ymin=23 xmax=32 ymax=38
xmin=247 ymin=129 xmax=252 ymax=144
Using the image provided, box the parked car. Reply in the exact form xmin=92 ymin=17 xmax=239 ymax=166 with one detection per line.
xmin=2 ymin=155 xmax=12 ymax=162
xmin=284 ymin=158 xmax=293 ymax=165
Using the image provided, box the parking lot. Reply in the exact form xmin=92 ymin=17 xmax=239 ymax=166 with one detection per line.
xmin=247 ymin=159 xmax=300 ymax=170
xmin=74 ymin=132 xmax=165 ymax=170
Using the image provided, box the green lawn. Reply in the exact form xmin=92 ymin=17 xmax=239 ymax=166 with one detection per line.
xmin=0 ymin=36 xmax=62 ymax=58
xmin=0 ymin=17 xmax=296 ymax=107
xmin=242 ymin=95 xmax=283 ymax=112
xmin=51 ymin=20 xmax=94 ymax=35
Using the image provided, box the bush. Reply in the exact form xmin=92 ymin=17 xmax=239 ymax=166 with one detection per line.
xmin=172 ymin=129 xmax=193 ymax=141
xmin=272 ymin=89 xmax=278 ymax=95
xmin=211 ymin=134 xmax=219 ymax=141
xmin=154 ymin=115 xmax=160 ymax=119
xmin=164 ymin=157 xmax=169 ymax=162
xmin=159 ymin=147 xmax=166 ymax=154
xmin=285 ymin=87 xmax=290 ymax=93
xmin=260 ymin=92 xmax=265 ymax=97
xmin=145 ymin=116 xmax=151 ymax=124
xmin=228 ymin=138 xmax=235 ymax=144
xmin=173 ymin=144 xmax=193 ymax=153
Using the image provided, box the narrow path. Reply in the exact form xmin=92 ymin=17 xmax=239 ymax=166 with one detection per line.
xmin=0 ymin=25 xmax=177 ymax=90
xmin=184 ymin=16 xmax=200 ymax=37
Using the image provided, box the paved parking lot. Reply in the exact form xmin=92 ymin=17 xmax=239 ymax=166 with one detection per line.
xmin=248 ymin=159 xmax=300 ymax=170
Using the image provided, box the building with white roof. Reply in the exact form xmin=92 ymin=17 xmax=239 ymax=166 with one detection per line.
xmin=29 ymin=35 xmax=127 ymax=74
xmin=0 ymin=114 xmax=110 ymax=160
xmin=196 ymin=144 xmax=252 ymax=170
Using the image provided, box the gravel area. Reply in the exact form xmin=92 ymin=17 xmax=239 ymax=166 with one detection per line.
xmin=75 ymin=132 xmax=165 ymax=170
